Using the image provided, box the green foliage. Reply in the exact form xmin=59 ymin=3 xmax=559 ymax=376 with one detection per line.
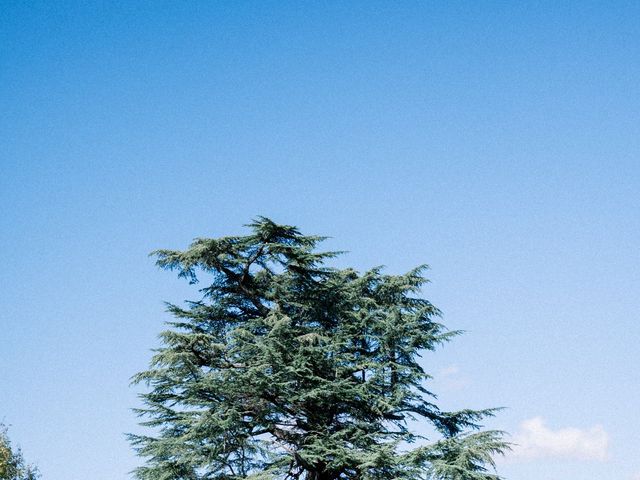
xmin=0 ymin=425 xmax=39 ymax=480
xmin=131 ymin=218 xmax=508 ymax=479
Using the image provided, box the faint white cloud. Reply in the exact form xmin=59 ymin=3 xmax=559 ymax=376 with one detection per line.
xmin=630 ymin=473 xmax=640 ymax=480
xmin=509 ymin=417 xmax=609 ymax=461
xmin=439 ymin=365 xmax=460 ymax=376
xmin=435 ymin=364 xmax=469 ymax=391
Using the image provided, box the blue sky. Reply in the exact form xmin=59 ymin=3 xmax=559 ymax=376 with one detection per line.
xmin=1 ymin=1 xmax=639 ymax=479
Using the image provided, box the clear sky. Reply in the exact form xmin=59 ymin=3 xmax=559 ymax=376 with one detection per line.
xmin=1 ymin=1 xmax=639 ymax=479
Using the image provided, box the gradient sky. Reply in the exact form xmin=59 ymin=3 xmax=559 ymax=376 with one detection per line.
xmin=1 ymin=2 xmax=639 ymax=479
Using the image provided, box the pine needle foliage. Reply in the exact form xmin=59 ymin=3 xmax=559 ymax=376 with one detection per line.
xmin=131 ymin=218 xmax=508 ymax=480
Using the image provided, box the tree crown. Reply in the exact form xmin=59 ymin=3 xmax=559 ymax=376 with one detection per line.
xmin=131 ymin=218 xmax=507 ymax=480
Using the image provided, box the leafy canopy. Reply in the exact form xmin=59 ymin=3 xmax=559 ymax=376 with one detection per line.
xmin=0 ymin=424 xmax=39 ymax=480
xmin=131 ymin=218 xmax=508 ymax=480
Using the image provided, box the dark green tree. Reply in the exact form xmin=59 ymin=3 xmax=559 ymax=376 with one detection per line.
xmin=0 ymin=424 xmax=40 ymax=480
xmin=131 ymin=218 xmax=508 ymax=480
